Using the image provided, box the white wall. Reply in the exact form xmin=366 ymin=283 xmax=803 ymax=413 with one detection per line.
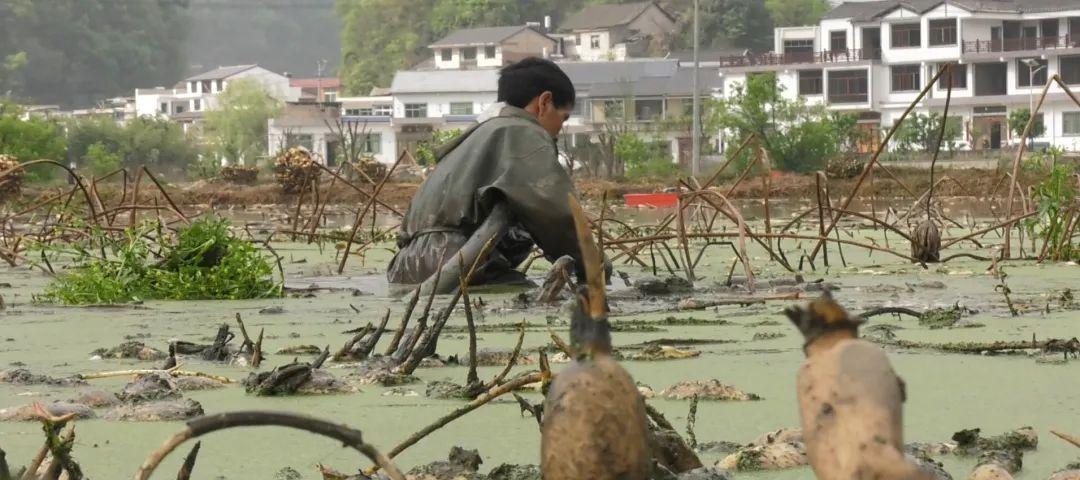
xmin=576 ymin=30 xmax=612 ymax=61
xmin=776 ymin=26 xmax=818 ymax=52
xmin=392 ymin=92 xmax=497 ymax=118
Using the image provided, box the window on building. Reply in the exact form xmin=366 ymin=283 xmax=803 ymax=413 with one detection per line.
xmin=174 ymin=105 xmax=185 ymax=114
xmin=1064 ymin=112 xmax=1080 ymax=135
xmin=602 ymin=99 xmax=625 ymax=120
xmin=450 ymin=102 xmax=474 ymax=115
xmin=798 ymin=69 xmax=824 ymax=95
xmin=288 ymin=133 xmax=314 ymax=151
xmin=485 ymin=46 xmax=497 ymax=58
xmin=929 ymin=19 xmax=957 ymax=46
xmin=188 ymin=82 xmax=196 ymax=93
xmin=1017 ymin=58 xmax=1049 ymax=87
xmin=827 ymin=69 xmax=869 ymax=103
xmin=590 ymin=35 xmax=601 ymax=49
xmin=361 ymin=133 xmax=382 ymax=154
xmin=441 ymin=49 xmax=452 ymax=61
xmin=1062 ymin=56 xmax=1080 ymax=84
xmin=462 ymin=47 xmax=477 ymax=60
xmin=345 ymin=108 xmax=362 ymax=116
xmin=160 ymin=103 xmax=168 ymax=113
xmin=324 ymin=92 xmax=337 ymax=102
xmin=830 ymin=31 xmax=847 ymax=51
xmin=201 ymin=80 xmax=212 ymax=93
xmin=404 ymin=103 xmax=427 ymax=118
xmin=634 ymin=99 xmax=663 ymax=121
xmin=374 ymin=104 xmax=393 ymax=116
xmin=891 ymin=23 xmax=921 ymax=48
xmin=192 ymin=99 xmax=201 ymax=111
xmin=891 ymin=64 xmax=921 ymax=91
xmin=216 ymin=80 xmax=224 ymax=92
xmin=937 ymin=63 xmax=968 ymax=89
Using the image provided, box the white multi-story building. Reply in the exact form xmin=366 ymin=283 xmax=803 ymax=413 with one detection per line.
xmin=135 ymin=65 xmax=301 ymax=131
xmin=717 ymin=0 xmax=1080 ymax=152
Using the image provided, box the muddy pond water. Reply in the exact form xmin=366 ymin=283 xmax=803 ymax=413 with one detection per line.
xmin=0 ymin=208 xmax=1077 ymax=479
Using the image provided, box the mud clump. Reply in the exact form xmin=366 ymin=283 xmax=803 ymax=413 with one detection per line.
xmin=718 ymin=442 xmax=807 ymax=471
xmin=0 ymin=368 xmax=85 ymax=387
xmin=92 ymin=341 xmax=166 ymax=361
xmin=474 ymin=348 xmax=534 ymax=367
xmin=117 ymin=373 xmax=180 ymax=403
xmin=660 ymin=380 xmax=761 ymax=401
xmin=634 ymin=276 xmax=693 ymax=295
xmin=0 ymin=401 xmax=94 ymax=421
xmin=71 ymin=389 xmax=120 ymax=408
xmin=487 ymin=464 xmax=542 ymax=480
xmin=103 ymin=397 xmax=204 ymax=421
xmin=630 ymin=344 xmax=700 ymax=361
xmin=407 ymin=446 xmax=484 ymax=480
xmin=425 ymin=380 xmax=470 ymax=400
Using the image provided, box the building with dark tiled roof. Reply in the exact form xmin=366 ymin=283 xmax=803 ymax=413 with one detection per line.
xmin=715 ymin=0 xmax=1080 ymax=153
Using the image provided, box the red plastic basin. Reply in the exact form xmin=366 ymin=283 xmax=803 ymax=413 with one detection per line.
xmin=624 ymin=193 xmax=679 ymax=208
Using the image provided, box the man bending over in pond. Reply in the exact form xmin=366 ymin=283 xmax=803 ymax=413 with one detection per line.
xmin=387 ymin=57 xmax=585 ymax=287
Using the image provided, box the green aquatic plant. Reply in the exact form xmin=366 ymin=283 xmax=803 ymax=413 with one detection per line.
xmin=39 ymin=216 xmax=281 ymax=304
xmin=1023 ymin=155 xmax=1079 ymax=262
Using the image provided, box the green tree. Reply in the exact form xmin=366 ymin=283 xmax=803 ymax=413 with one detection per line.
xmin=82 ymin=142 xmax=122 ymax=177
xmin=414 ymin=129 xmax=464 ymax=166
xmin=338 ymin=0 xmax=436 ymax=95
xmin=895 ymin=113 xmax=962 ymax=154
xmin=1008 ymin=108 xmax=1046 ymax=142
xmin=68 ymin=116 xmax=200 ymax=174
xmin=0 ymin=0 xmax=188 ymax=106
xmin=671 ymin=0 xmax=773 ymax=52
xmin=708 ymin=73 xmax=847 ymax=172
xmin=0 ymin=102 xmax=66 ymax=162
xmin=202 ymin=79 xmax=283 ymax=167
xmin=616 ymin=132 xmax=678 ymax=179
xmin=765 ymin=0 xmax=830 ymax=28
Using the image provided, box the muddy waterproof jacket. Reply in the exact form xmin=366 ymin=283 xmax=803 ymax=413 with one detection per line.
xmin=387 ymin=105 xmax=583 ymax=285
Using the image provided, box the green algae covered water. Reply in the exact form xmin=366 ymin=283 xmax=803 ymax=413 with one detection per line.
xmin=0 ymin=216 xmax=1078 ymax=479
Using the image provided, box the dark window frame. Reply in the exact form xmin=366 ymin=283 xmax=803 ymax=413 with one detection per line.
xmin=830 ymin=30 xmax=847 ymax=51
xmin=827 ymin=69 xmax=869 ymax=103
xmin=449 ymin=102 xmax=474 ymax=115
xmin=404 ymin=103 xmax=427 ymax=118
xmin=461 ymin=47 xmax=477 ymax=60
xmin=928 ymin=19 xmax=957 ymax=46
xmin=799 ymin=69 xmax=824 ymax=95
xmin=937 ymin=63 xmax=968 ymax=90
xmin=891 ymin=23 xmax=921 ymax=48
xmin=441 ymin=48 xmax=452 ymax=61
xmin=484 ymin=45 xmax=497 ymax=59
xmin=1063 ymin=111 xmax=1080 ymax=136
xmin=1017 ymin=58 xmax=1048 ymax=87
xmin=1062 ymin=56 xmax=1080 ymax=85
xmin=891 ymin=64 xmax=921 ymax=92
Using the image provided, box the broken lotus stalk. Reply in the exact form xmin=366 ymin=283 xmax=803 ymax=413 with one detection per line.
xmin=133 ymin=411 xmax=403 ymax=480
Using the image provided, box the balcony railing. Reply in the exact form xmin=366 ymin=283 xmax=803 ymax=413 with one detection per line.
xmin=718 ymin=48 xmax=880 ymax=68
xmin=962 ymin=35 xmax=1080 ymax=54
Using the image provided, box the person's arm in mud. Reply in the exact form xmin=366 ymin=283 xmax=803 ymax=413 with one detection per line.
xmin=482 ymin=139 xmax=585 ymax=279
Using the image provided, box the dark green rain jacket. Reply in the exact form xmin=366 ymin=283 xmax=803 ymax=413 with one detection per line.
xmin=387 ymin=105 xmax=583 ymax=285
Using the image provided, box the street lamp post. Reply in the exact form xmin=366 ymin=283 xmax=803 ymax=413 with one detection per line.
xmin=1021 ymin=57 xmax=1046 ymax=150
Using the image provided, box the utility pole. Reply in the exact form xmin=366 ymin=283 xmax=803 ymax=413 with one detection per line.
xmin=691 ymin=0 xmax=701 ymax=177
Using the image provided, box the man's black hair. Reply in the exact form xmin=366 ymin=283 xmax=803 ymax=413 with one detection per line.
xmin=498 ymin=57 xmax=576 ymax=110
